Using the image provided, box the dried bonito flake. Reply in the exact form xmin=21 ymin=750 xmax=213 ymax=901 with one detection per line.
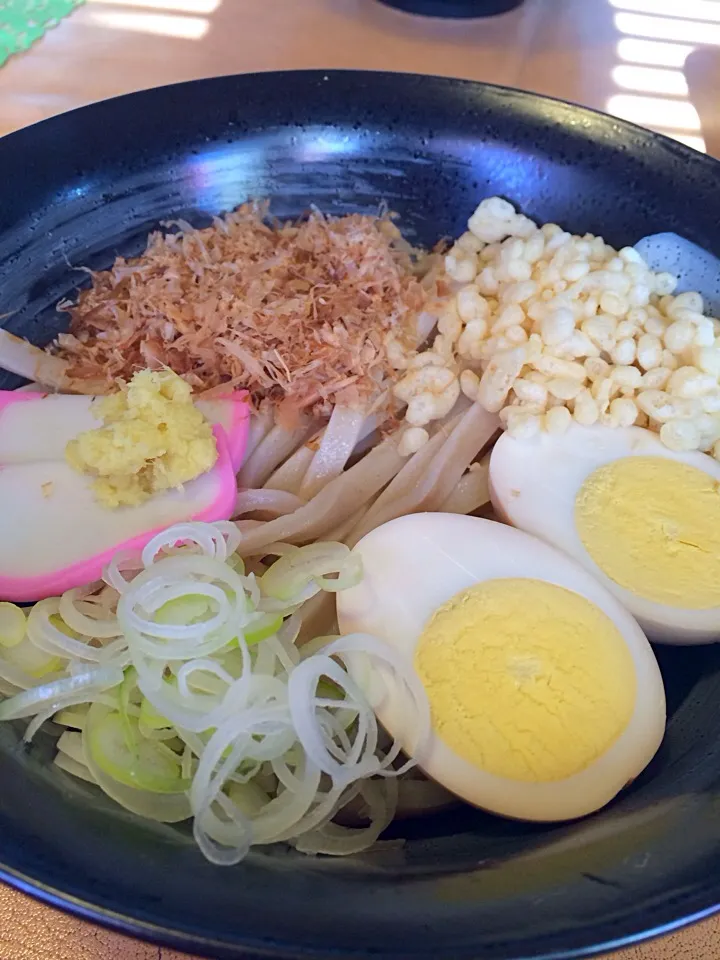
xmin=52 ymin=203 xmax=440 ymax=428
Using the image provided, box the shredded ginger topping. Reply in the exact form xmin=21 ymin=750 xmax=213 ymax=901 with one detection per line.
xmin=54 ymin=204 xmax=437 ymax=426
xmin=65 ymin=370 xmax=218 ymax=508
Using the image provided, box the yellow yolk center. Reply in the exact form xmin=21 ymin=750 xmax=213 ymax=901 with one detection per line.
xmin=414 ymin=578 xmax=636 ymax=783
xmin=575 ymin=456 xmax=720 ymax=609
xmin=65 ymin=370 xmax=217 ymax=508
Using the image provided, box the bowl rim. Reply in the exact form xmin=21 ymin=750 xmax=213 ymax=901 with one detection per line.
xmin=3 ymin=66 xmax=720 ymax=178
xmin=2 ymin=857 xmax=719 ymax=960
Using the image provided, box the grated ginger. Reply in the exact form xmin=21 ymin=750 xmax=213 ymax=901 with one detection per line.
xmin=65 ymin=370 xmax=217 ymax=508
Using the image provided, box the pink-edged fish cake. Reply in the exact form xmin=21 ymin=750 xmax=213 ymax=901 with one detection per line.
xmin=0 ymin=390 xmax=250 ymax=602
xmin=0 ymin=391 xmax=250 ymax=470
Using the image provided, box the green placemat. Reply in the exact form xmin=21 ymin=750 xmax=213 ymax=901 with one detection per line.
xmin=0 ymin=0 xmax=84 ymax=67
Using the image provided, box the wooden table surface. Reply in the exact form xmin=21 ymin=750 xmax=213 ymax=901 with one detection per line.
xmin=1 ymin=0 xmax=719 ymax=957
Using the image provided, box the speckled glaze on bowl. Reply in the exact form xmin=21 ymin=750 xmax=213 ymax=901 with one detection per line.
xmin=0 ymin=70 xmax=719 ymax=960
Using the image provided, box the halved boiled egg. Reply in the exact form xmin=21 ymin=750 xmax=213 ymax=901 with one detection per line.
xmin=336 ymin=512 xmax=665 ymax=822
xmin=490 ymin=423 xmax=720 ymax=644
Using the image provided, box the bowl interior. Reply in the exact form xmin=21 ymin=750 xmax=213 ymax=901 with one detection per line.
xmin=1 ymin=71 xmax=719 ymax=960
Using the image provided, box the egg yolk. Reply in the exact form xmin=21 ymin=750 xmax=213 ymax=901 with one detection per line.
xmin=575 ymin=456 xmax=720 ymax=609
xmin=414 ymin=578 xmax=636 ymax=783
xmin=65 ymin=370 xmax=217 ymax=508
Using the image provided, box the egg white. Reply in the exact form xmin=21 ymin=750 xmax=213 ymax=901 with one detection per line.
xmin=336 ymin=512 xmax=666 ymax=822
xmin=489 ymin=424 xmax=720 ymax=644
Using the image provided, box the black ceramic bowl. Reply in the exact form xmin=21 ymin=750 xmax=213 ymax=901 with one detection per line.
xmin=1 ymin=71 xmax=719 ymax=960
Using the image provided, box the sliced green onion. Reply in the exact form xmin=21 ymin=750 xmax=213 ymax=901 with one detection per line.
xmin=59 ymin=591 xmax=122 ymax=640
xmin=316 ymin=678 xmax=344 ymax=701
xmin=49 ymin=613 xmax=81 ymax=641
xmin=314 ymin=554 xmax=363 ymax=593
xmin=259 ymin=542 xmax=352 ymax=603
xmin=154 ymin=594 xmax=212 ymax=626
xmin=0 ymin=665 xmax=123 ymax=722
xmin=315 ymin=677 xmax=359 ymax=732
xmin=83 ymin=705 xmax=191 ymax=822
xmin=5 ymin=637 xmax=64 ymax=679
xmin=31 ymin=659 xmax=64 ymax=679
xmin=227 ymin=554 xmax=245 ymax=576
xmin=215 ymin=647 xmax=244 ymax=679
xmin=119 ymin=667 xmax=139 ymax=749
xmin=0 ymin=520 xmax=424 ymax=867
xmin=244 ymin=613 xmax=283 ymax=647
xmin=54 ymin=752 xmax=97 ymax=784
xmin=27 ymin=601 xmax=106 ymax=664
xmin=0 ymin=603 xmax=26 ymax=649
xmin=299 ymin=635 xmax=339 ymax=659
xmin=85 ymin=711 xmax=191 ymax=794
xmin=54 ymin=706 xmax=89 ymax=730
xmin=139 ymin=697 xmax=174 ymax=732
xmin=226 ymin=780 xmax=270 ymax=817
xmin=57 ymin=730 xmax=85 ymax=765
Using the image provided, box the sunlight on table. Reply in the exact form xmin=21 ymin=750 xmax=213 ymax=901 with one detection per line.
xmin=606 ymin=0 xmax=720 ymax=152
xmin=87 ymin=0 xmax=221 ymax=10
xmin=84 ymin=0 xmax=221 ymax=40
